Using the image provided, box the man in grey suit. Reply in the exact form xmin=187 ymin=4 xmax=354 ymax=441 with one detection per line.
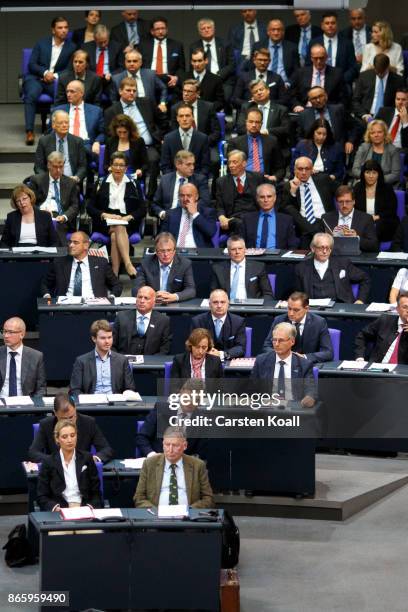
xmin=0 ymin=317 xmax=46 ymax=398
xmin=70 ymin=319 xmax=135 ymax=398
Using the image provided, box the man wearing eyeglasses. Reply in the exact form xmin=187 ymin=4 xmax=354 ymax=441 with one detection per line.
xmin=0 ymin=317 xmax=46 ymax=398
xmin=294 ymin=232 xmax=370 ymax=304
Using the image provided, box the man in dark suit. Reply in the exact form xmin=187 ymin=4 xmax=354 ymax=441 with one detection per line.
xmin=82 ymin=24 xmax=124 ymax=89
xmin=242 ymin=183 xmax=297 ymax=249
xmin=34 ymin=110 xmax=87 ymax=183
xmin=23 ymin=16 xmax=76 ymax=145
xmin=151 ymin=150 xmax=210 ymax=220
xmin=55 ymin=49 xmax=102 ymax=106
xmin=138 ymin=17 xmax=185 ymax=98
xmin=322 ymin=185 xmax=378 ymax=253
xmin=253 ymin=19 xmax=299 ymax=85
xmin=251 ymin=321 xmax=316 ymax=407
xmin=184 ymin=48 xmax=225 ymax=111
xmin=211 ymin=235 xmax=273 ymax=301
xmin=134 ymin=427 xmax=214 ymax=508
xmin=113 ymin=286 xmax=171 ymax=355
xmin=341 ymin=9 xmax=371 ymax=64
xmin=0 ymin=316 xmax=46 ymax=398
xmin=215 ymin=149 xmax=266 ymax=235
xmin=308 ymin=12 xmax=358 ymax=84
xmin=262 ymin=291 xmax=334 ymax=363
xmin=111 ymin=49 xmax=167 ymax=110
xmin=28 ymin=392 xmax=113 ymax=463
xmin=227 ymin=107 xmax=285 ymax=182
xmin=41 ymin=231 xmax=122 ymax=298
xmin=160 ymin=103 xmax=210 ymax=177
xmin=281 ymin=156 xmax=337 ymax=247
xmin=352 ymin=54 xmax=405 ymax=123
xmin=191 ymin=289 xmax=246 ymax=360
xmin=171 ymin=79 xmax=221 ymax=146
xmin=228 ymin=9 xmax=267 ymax=65
xmin=294 ymin=232 xmax=370 ymax=303
xmin=133 ymin=232 xmax=196 ymax=303
xmin=110 ymin=9 xmax=149 ymax=52
xmin=161 ymin=183 xmax=216 ymax=248
xmin=231 ymin=47 xmax=288 ymax=109
xmin=70 ymin=319 xmax=135 ymax=397
xmin=355 ymin=292 xmax=408 ymax=363
xmin=376 ymin=88 xmax=408 ymax=151
xmin=290 ymin=44 xmax=346 ymax=111
xmin=27 ymin=151 xmax=79 ymax=245
xmin=285 ymin=10 xmax=322 ymax=65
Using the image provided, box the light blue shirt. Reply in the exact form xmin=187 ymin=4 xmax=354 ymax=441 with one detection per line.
xmin=247 ymin=134 xmax=264 ymax=172
xmin=55 ymin=135 xmax=72 ymax=177
xmin=96 ymin=47 xmax=110 ymax=75
xmin=121 ymin=101 xmax=153 ymax=146
xmin=298 ymin=25 xmax=312 ymax=60
xmin=94 ymin=350 xmax=112 ymax=394
xmin=268 ymin=42 xmax=289 ymax=84
xmin=159 ymin=458 xmax=188 ymax=506
xmin=256 ymin=210 xmax=277 ymax=248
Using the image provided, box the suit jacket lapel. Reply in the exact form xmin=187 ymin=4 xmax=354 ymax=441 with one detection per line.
xmin=89 ymin=258 xmax=97 ymax=294
xmin=0 ymin=348 xmax=7 ymax=389
xmin=183 ymin=456 xmax=193 ymax=504
xmin=224 ymin=262 xmax=231 ymax=294
xmin=55 ymin=451 xmax=65 ymax=481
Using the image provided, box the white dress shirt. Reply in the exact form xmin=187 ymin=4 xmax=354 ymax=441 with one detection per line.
xmin=313 ymin=145 xmax=324 ymax=172
xmin=60 ymin=449 xmax=82 ymax=505
xmin=202 ymin=38 xmax=219 ymax=74
xmin=69 ymin=103 xmax=89 ymax=141
xmin=0 ymin=344 xmax=23 ymax=398
xmin=230 ymin=259 xmax=247 ymax=299
xmin=299 ymin=179 xmax=326 ymax=219
xmin=152 ymin=38 xmax=168 ymax=73
xmin=106 ymin=173 xmax=130 ymax=215
xmin=382 ymin=317 xmax=406 ymax=363
xmin=242 ymin=21 xmax=260 ymax=58
xmin=338 ymin=209 xmax=354 ymax=229
xmin=40 ymin=175 xmax=61 ymax=213
xmin=66 ymin=255 xmax=94 ymax=298
xmin=48 ymin=37 xmax=64 ymax=74
xmin=392 ymin=268 xmax=408 ymax=293
xmin=159 ymin=457 xmax=188 ymax=506
xmin=314 ymin=259 xmax=329 ymax=279
xmin=19 ymin=222 xmax=37 ymax=245
xmin=390 ymin=109 xmax=408 ymax=149
xmin=273 ymin=353 xmax=293 ymax=400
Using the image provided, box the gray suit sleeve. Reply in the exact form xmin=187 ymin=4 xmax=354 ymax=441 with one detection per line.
xmin=34 ymin=353 xmax=47 ymax=396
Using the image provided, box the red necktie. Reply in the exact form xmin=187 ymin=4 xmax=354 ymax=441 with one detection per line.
xmin=390 ymin=115 xmax=401 ymax=143
xmin=156 ymin=41 xmax=163 ymax=75
xmin=73 ymin=106 xmax=80 ymax=137
xmin=252 ymin=137 xmax=261 ymax=172
xmin=236 ymin=177 xmax=244 ymax=194
xmin=96 ymin=49 xmax=105 ymax=76
xmin=388 ymin=332 xmax=401 ymax=364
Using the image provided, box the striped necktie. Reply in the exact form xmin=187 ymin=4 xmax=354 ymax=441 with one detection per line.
xmin=303 ymin=182 xmax=316 ymax=224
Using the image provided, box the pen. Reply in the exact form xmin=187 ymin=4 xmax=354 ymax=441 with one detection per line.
xmin=147 ymin=508 xmax=156 ymax=516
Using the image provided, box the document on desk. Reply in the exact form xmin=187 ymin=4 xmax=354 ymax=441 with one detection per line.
xmin=200 ymin=299 xmax=210 ymax=308
xmin=229 ymin=358 xmax=256 ymax=367
xmin=4 ymin=395 xmax=34 ymax=406
xmin=121 ymin=458 xmax=146 ymax=469
xmin=158 ymin=504 xmax=189 ymax=519
xmin=126 ymin=355 xmax=144 ymax=364
xmin=93 ymin=508 xmax=123 ymax=519
xmin=42 ymin=396 xmax=55 ymax=406
xmin=377 ymin=252 xmax=408 ymax=260
xmin=368 ymin=362 xmax=397 ymax=372
xmin=281 ymin=250 xmax=307 ymax=259
xmin=366 ymin=303 xmax=393 ymax=312
xmin=78 ymin=394 xmax=109 ymax=404
xmin=309 ymin=298 xmax=334 ymax=307
xmin=84 ymin=297 xmax=111 ymax=305
xmin=338 ymin=360 xmax=368 ymax=370
xmin=107 ymin=391 xmax=142 ymax=402
xmin=12 ymin=246 xmax=58 ymax=254
xmin=60 ymin=506 xmax=95 ymax=520
xmin=115 ymin=297 xmax=136 ymax=305
xmin=57 ymin=296 xmax=82 ymax=305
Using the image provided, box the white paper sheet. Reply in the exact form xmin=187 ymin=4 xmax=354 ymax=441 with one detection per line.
xmin=158 ymin=504 xmax=189 ymax=519
xmin=368 ymin=363 xmax=397 ymax=372
xmin=121 ymin=458 xmax=146 ymax=469
xmin=338 ymin=360 xmax=367 ymax=370
xmin=4 ymin=395 xmax=34 ymax=405
xmin=78 ymin=394 xmax=109 ymax=405
xmin=365 ymin=303 xmax=393 ymax=312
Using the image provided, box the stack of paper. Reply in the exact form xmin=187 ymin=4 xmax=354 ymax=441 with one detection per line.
xmin=78 ymin=391 xmax=142 ymax=404
xmin=4 ymin=396 xmax=33 ymax=406
xmin=338 ymin=360 xmax=367 ymax=370
xmin=115 ymin=297 xmax=136 ymax=305
xmin=200 ymin=299 xmax=210 ymax=308
xmin=121 ymin=458 xmax=146 ymax=469
xmin=377 ymin=252 xmax=408 ymax=260
xmin=84 ymin=297 xmax=111 ymax=305
xmin=57 ymin=296 xmax=82 ymax=305
xmin=158 ymin=504 xmax=189 ymax=519
xmin=229 ymin=358 xmax=256 ymax=367
xmin=368 ymin=363 xmax=397 ymax=372
xmin=309 ymin=298 xmax=333 ymax=307
xmin=60 ymin=506 xmax=95 ymax=520
xmin=42 ymin=396 xmax=55 ymax=406
xmin=106 ymin=218 xmax=128 ymax=226
xmin=365 ymin=303 xmax=393 ymax=312
xmin=281 ymin=250 xmax=307 ymax=259
xmin=12 ymin=246 xmax=57 ymax=254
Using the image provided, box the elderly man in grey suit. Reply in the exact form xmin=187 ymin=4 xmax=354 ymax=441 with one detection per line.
xmin=0 ymin=317 xmax=46 ymax=398
xmin=70 ymin=319 xmax=135 ymax=398
xmin=112 ymin=49 xmax=167 ymax=111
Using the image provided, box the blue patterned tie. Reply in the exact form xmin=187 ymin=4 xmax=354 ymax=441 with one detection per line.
xmin=301 ymin=29 xmax=308 ymax=61
xmin=303 ymin=182 xmax=316 ymax=224
xmin=160 ymin=265 xmax=169 ymax=291
xmin=315 ymin=70 xmax=321 ymax=86
xmin=8 ymin=352 xmax=17 ymax=397
xmin=73 ymin=261 xmax=82 ymax=296
xmin=374 ymin=78 xmax=385 ymax=115
xmin=260 ymin=213 xmax=269 ymax=248
xmin=354 ymin=30 xmax=362 ymax=57
xmin=177 ymin=177 xmax=185 ymax=207
xmin=230 ymin=264 xmax=240 ymax=299
xmin=137 ymin=315 xmax=146 ymax=336
xmin=53 ymin=180 xmax=63 ymax=215
xmin=327 ymin=39 xmax=333 ymax=66
xmin=214 ymin=318 xmax=222 ymax=339
xmin=271 ymin=44 xmax=279 ymax=73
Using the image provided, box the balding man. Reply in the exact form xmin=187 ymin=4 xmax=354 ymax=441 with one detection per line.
xmin=340 ymin=9 xmax=371 ymax=64
xmin=34 ymin=110 xmax=87 ymax=183
xmin=82 ymin=24 xmax=124 ymax=80
xmin=161 ymin=183 xmax=217 ymax=248
xmin=112 ymin=286 xmax=171 ymax=355
xmin=41 ymin=231 xmax=122 ymax=298
xmin=252 ymin=19 xmax=299 ymax=86
xmin=111 ymin=49 xmax=167 ymax=110
xmin=0 ymin=317 xmax=46 ymax=398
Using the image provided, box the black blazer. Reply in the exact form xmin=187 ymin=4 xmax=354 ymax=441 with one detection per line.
xmin=34 ymin=133 xmax=88 ymax=181
xmin=55 ymin=69 xmax=102 ymax=106
xmin=160 ymin=129 xmax=210 ymax=177
xmin=150 ymin=171 xmax=210 ymax=218
xmin=294 ymin=256 xmax=371 ymax=303
xmin=0 ymin=207 xmax=57 ymax=248
xmin=170 ymin=99 xmax=221 ymax=146
xmin=352 ymin=70 xmax=405 ymax=118
xmin=133 ymin=253 xmax=196 ymax=301
xmin=160 ymin=205 xmax=217 ymax=248
xmin=104 ymin=98 xmax=167 ymax=145
xmin=215 ymin=171 xmax=267 ymax=218
xmin=37 ymin=449 xmax=102 ymax=511
xmin=391 ymin=217 xmax=408 ymax=252
xmin=189 ymin=37 xmax=235 ymax=83
xmin=376 ymin=106 xmax=408 ymax=149
xmin=81 ymin=40 xmax=124 ymax=74
xmin=252 ymin=40 xmax=300 ymax=81
xmin=227 ymin=133 xmax=285 ymax=181
xmin=307 ymin=35 xmax=358 ymax=83
xmin=236 ymin=102 xmax=291 ymax=151
xmin=103 ymin=137 xmax=148 ymax=175
xmin=170 ymin=352 xmax=224 ymax=389
xmin=183 ymin=70 xmax=225 ymax=111
xmin=321 ymin=209 xmax=379 ymax=253
xmin=296 ymin=104 xmax=362 ymax=145
xmin=27 ymin=173 xmax=79 ymax=224
xmin=28 ymin=413 xmax=113 ymax=464
xmin=355 ymin=314 xmax=408 ymax=363
xmin=285 ymin=24 xmax=322 ymax=45
xmin=70 ymin=350 xmax=135 ymax=397
xmin=110 ymin=18 xmax=150 ymax=49
xmin=241 ymin=210 xmax=298 ymax=249
xmin=191 ymin=311 xmax=246 ymax=359
xmin=231 ymin=69 xmax=288 ymax=108
xmin=210 ymin=259 xmax=273 ymax=299
xmin=289 ymin=65 xmax=346 ymax=108
xmin=41 ymin=254 xmax=122 ymax=297
xmin=139 ymin=37 xmax=186 ymax=79
xmin=112 ymin=309 xmax=171 ymax=355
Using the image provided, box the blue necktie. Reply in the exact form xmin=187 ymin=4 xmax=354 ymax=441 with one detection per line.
xmin=277 ymin=360 xmax=286 ymax=399
xmin=272 ymin=44 xmax=279 ymax=73
xmin=129 ymin=22 xmax=138 ymax=45
xmin=301 ymin=29 xmax=308 ymax=61
xmin=230 ymin=264 xmax=240 ymax=299
xmin=53 ymin=180 xmax=63 ymax=215
xmin=160 ymin=265 xmax=169 ymax=291
xmin=303 ymin=182 xmax=316 ymax=224
xmin=58 ymin=138 xmax=64 ymax=154
xmin=8 ymin=351 xmax=17 ymax=397
xmin=315 ymin=70 xmax=321 ymax=86
xmin=327 ymin=39 xmax=333 ymax=66
xmin=214 ymin=318 xmax=222 ymax=339
xmin=374 ymin=78 xmax=385 ymax=115
xmin=260 ymin=213 xmax=270 ymax=249
xmin=73 ymin=261 xmax=82 ymax=296
xmin=177 ymin=177 xmax=185 ymax=206
xmin=137 ymin=315 xmax=146 ymax=336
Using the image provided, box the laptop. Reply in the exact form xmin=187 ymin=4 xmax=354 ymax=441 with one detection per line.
xmin=333 ymin=236 xmax=361 ymax=256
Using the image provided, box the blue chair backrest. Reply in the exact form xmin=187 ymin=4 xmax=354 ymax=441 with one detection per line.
xmin=245 ymin=327 xmax=252 ymax=357
xmin=399 ymin=153 xmax=406 ymax=186
xmin=395 ymin=190 xmax=406 ymax=221
xmin=95 ymin=460 xmax=104 ymax=499
xmin=164 ymin=361 xmax=173 ymax=396
xmin=22 ymin=48 xmax=32 ymax=76
xmin=98 ymin=144 xmax=106 ymax=176
xmin=216 ymin=112 xmax=226 ymax=140
xmin=135 ymin=419 xmax=144 ymax=458
xmin=268 ymin=273 xmax=276 ymax=296
xmin=211 ymin=221 xmax=221 ymax=247
xmin=380 ymin=241 xmax=391 ymax=251
xmin=32 ymin=422 xmax=40 ymax=438
xmin=351 ymin=283 xmax=359 ymax=300
xmin=328 ymin=328 xmax=341 ymax=361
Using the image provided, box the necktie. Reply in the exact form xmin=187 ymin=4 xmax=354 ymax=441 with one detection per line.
xmin=214 ymin=318 xmax=222 ymax=339
xmin=137 ymin=315 xmax=146 ymax=336
xmin=236 ymin=177 xmax=244 ymax=194
xmin=73 ymin=106 xmax=80 ymax=137
xmin=230 ymin=264 xmax=240 ymax=299
xmin=177 ymin=177 xmax=185 ymax=207
xmin=354 ymin=30 xmax=362 ymax=56
xmin=73 ymin=261 xmax=82 ymax=296
xmin=327 ymin=39 xmax=333 ymax=66
xmin=206 ymin=43 xmax=212 ymax=72
xmin=248 ymin=26 xmax=255 ymax=56
xmin=252 ymin=137 xmax=261 ymax=172
xmin=374 ymin=78 xmax=384 ymax=115
xmin=277 ymin=360 xmax=286 ymax=399
xmin=301 ymin=28 xmax=309 ymax=61
xmin=260 ymin=213 xmax=269 ymax=249
xmin=258 ymin=73 xmax=264 ymax=80
xmin=260 ymin=105 xmax=268 ymax=130
xmin=315 ymin=70 xmax=321 ymax=86
xmin=53 ymin=180 xmax=63 ymax=215
xmin=160 ymin=265 xmax=169 ymax=291
xmin=168 ymin=464 xmax=178 ymax=505
xmin=96 ymin=49 xmax=105 ymax=76
xmin=8 ymin=351 xmax=17 ymax=397
xmin=390 ymin=115 xmax=401 ymax=142
xmin=129 ymin=22 xmax=138 ymax=46
xmin=178 ymin=212 xmax=191 ymax=247
xmin=182 ymin=131 xmax=189 ymax=150
xmin=389 ymin=332 xmax=402 ymax=364
xmin=272 ymin=44 xmax=279 ymax=73
xmin=293 ymin=322 xmax=303 ymax=351
xmin=156 ymin=41 xmax=163 ymax=75
xmin=303 ymin=182 xmax=316 ymax=224
xmin=58 ymin=138 xmax=64 ymax=154
xmin=341 ymin=215 xmax=351 ymax=228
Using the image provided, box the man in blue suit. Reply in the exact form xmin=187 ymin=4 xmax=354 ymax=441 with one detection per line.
xmin=23 ymin=16 xmax=76 ymax=145
xmin=252 ymin=321 xmax=316 ymax=407
xmin=262 ymin=291 xmax=334 ymax=364
xmin=161 ymin=183 xmax=216 ymax=248
xmin=227 ymin=9 xmax=267 ymax=65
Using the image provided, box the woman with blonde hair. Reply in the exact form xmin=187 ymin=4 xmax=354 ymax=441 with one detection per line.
xmin=361 ymin=21 xmax=404 ymax=75
xmin=351 ymin=120 xmax=401 ymax=186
